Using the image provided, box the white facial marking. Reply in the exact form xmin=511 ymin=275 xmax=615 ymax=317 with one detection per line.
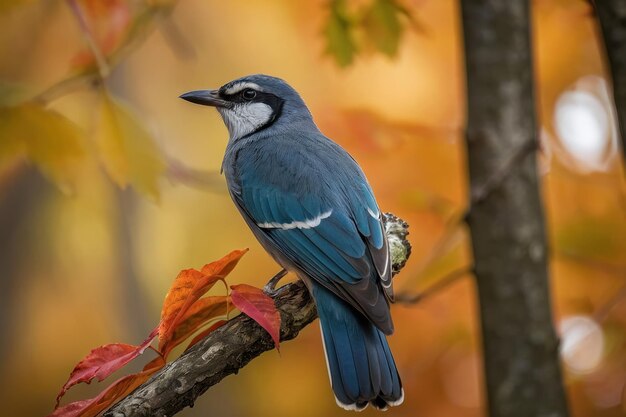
xmin=218 ymin=102 xmax=274 ymax=140
xmin=223 ymin=82 xmax=262 ymax=95
xmin=257 ymin=210 xmax=333 ymax=230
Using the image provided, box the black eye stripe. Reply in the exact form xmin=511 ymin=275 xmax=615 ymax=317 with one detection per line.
xmin=219 ymin=90 xmax=281 ymax=107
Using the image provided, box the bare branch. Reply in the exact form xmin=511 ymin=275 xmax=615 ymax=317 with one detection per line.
xmin=32 ymin=72 xmax=101 ymax=105
xmin=556 ymin=249 xmax=626 ymax=278
xmin=158 ymin=15 xmax=197 ymax=60
xmin=413 ymin=213 xmax=465 ymax=273
xmin=468 ymin=138 xmax=537 ymax=209
xmin=165 ymin=158 xmax=225 ymax=192
xmin=395 ymin=266 xmax=473 ymax=304
xmin=593 ymin=283 xmax=626 ymax=323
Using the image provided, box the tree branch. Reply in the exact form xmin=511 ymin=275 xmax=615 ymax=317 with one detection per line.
xmin=103 ymin=213 xmax=412 ymax=417
xmin=394 ymin=266 xmax=473 ymax=304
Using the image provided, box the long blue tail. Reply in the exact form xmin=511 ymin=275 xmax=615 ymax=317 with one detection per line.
xmin=313 ymin=283 xmax=403 ymax=411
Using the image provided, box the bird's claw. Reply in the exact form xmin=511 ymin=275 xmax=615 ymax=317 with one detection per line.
xmin=264 ymin=269 xmax=288 ymax=296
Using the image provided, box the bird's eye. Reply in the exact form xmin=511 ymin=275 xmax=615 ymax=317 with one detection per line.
xmin=242 ymin=89 xmax=256 ymax=100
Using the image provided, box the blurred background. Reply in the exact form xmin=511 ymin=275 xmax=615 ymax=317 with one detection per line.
xmin=0 ymin=0 xmax=624 ymax=416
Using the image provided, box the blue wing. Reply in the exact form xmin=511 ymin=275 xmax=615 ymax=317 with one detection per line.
xmin=230 ymin=134 xmax=394 ymax=334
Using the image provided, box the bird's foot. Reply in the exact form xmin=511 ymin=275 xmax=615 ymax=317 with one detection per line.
xmin=264 ymin=269 xmax=288 ymax=296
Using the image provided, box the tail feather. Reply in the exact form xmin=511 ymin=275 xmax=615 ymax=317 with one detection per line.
xmin=314 ymin=284 xmax=403 ymax=411
xmin=374 ymin=330 xmax=392 ymax=397
xmin=378 ymin=330 xmax=403 ymax=403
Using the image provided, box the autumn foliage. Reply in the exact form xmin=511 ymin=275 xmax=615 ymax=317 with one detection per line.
xmin=49 ymin=249 xmax=281 ymax=417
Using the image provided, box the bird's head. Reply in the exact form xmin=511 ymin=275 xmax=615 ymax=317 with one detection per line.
xmin=180 ymin=74 xmax=312 ymax=140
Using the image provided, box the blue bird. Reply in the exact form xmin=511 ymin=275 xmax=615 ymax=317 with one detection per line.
xmin=180 ymin=74 xmax=403 ymax=411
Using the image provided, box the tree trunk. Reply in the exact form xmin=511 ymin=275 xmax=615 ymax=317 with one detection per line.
xmin=594 ymin=0 xmax=626 ymax=159
xmin=459 ymin=1 xmax=569 ymax=417
xmin=0 ymin=170 xmax=49 ymax=371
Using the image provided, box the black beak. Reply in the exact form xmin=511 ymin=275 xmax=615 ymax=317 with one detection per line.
xmin=179 ymin=89 xmax=232 ymax=108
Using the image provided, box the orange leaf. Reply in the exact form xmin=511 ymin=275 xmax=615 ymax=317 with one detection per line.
xmin=230 ymin=284 xmax=281 ymax=350
xmin=158 ymin=249 xmax=248 ymax=353
xmin=55 ymin=327 xmax=158 ymax=406
xmin=49 ymin=355 xmax=164 ymax=417
xmin=186 ymin=320 xmax=228 ymax=351
xmin=160 ymin=296 xmax=228 ymax=357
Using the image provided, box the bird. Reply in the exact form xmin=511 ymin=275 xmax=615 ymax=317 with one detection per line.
xmin=180 ymin=74 xmax=403 ymax=411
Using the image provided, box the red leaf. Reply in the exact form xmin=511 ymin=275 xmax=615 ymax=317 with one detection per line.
xmin=55 ymin=327 xmax=158 ymax=406
xmin=186 ymin=320 xmax=228 ymax=350
xmin=160 ymin=296 xmax=229 ymax=357
xmin=230 ymin=284 xmax=281 ymax=350
xmin=158 ymin=249 xmax=247 ymax=354
xmin=49 ymin=356 xmax=164 ymax=417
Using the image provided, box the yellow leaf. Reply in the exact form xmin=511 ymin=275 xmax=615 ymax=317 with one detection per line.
xmin=94 ymin=92 xmax=164 ymax=200
xmin=0 ymin=104 xmax=87 ymax=193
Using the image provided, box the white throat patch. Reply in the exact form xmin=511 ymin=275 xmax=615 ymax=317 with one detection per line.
xmin=218 ymin=102 xmax=274 ymax=140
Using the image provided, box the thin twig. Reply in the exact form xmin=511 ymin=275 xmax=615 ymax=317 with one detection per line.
xmin=395 ymin=266 xmax=473 ymax=304
xmin=66 ymin=0 xmax=110 ymax=79
xmin=468 ymin=139 xmax=537 ymax=208
xmin=166 ymin=158 xmax=225 ymax=192
xmin=158 ymin=15 xmax=197 ymax=60
xmin=593 ymin=284 xmax=626 ymax=323
xmin=406 ymin=210 xmax=465 ymax=281
xmin=556 ymin=249 xmax=626 ymax=277
xmin=32 ymin=3 xmax=175 ymax=106
xmin=31 ymin=71 xmax=100 ymax=105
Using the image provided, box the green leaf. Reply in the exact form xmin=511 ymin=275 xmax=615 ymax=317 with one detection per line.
xmin=362 ymin=0 xmax=405 ymax=57
xmin=324 ymin=0 xmax=357 ymax=67
xmin=94 ymin=91 xmax=165 ymax=200
xmin=0 ymin=104 xmax=87 ymax=193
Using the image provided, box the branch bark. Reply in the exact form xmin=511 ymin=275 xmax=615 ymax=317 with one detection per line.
xmin=459 ymin=1 xmax=569 ymax=417
xmin=594 ymin=0 xmax=626 ymax=159
xmin=104 ymin=214 xmax=411 ymax=417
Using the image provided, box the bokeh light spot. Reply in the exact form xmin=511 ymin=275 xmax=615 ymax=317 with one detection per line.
xmin=559 ymin=315 xmax=605 ymax=375
xmin=553 ymin=76 xmax=618 ymax=172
